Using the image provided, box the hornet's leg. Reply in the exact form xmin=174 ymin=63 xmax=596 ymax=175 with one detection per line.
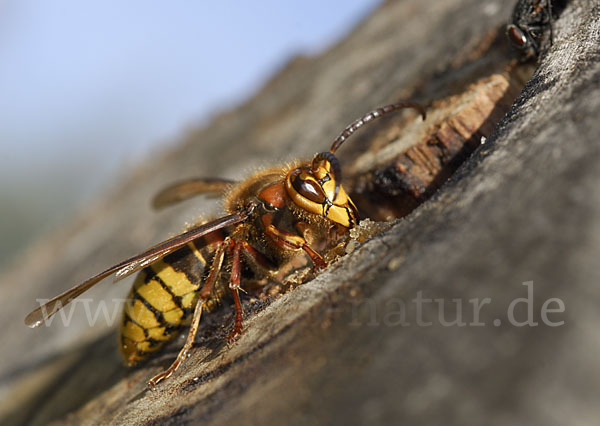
xmin=264 ymin=224 xmax=327 ymax=270
xmin=147 ymin=298 xmax=204 ymax=388
xmin=227 ymin=241 xmax=244 ymax=342
xmin=224 ymin=240 xmax=275 ymax=340
xmin=239 ymin=240 xmax=275 ymax=271
xmin=148 ymin=237 xmax=231 ymax=387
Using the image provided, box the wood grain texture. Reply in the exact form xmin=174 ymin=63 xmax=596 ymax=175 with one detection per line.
xmin=1 ymin=0 xmax=598 ymax=425
xmin=350 ymin=72 xmax=527 ymax=220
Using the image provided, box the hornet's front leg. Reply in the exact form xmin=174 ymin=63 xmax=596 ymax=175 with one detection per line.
xmin=262 ymin=215 xmax=327 ymax=270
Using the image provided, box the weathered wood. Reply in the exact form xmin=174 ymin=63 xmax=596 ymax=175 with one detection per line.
xmin=1 ymin=0 xmax=598 ymax=425
xmin=350 ymin=71 xmax=527 ymax=220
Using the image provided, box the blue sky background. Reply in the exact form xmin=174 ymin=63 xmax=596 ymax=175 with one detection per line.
xmin=0 ymin=0 xmax=381 ymax=267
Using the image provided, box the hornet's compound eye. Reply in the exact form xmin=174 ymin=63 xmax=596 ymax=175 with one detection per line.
xmin=290 ymin=170 xmax=326 ymax=204
xmin=507 ymin=24 xmax=529 ymax=48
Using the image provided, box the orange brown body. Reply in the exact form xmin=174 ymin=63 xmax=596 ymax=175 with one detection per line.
xmin=120 ymin=164 xmax=357 ymax=370
xmin=25 ymin=102 xmax=425 ymax=387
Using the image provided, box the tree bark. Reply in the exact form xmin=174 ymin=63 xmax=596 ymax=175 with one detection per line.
xmin=1 ymin=0 xmax=598 ymax=425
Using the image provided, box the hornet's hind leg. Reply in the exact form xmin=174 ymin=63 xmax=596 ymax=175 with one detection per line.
xmin=147 ymin=297 xmax=205 ymax=388
xmin=147 ymin=237 xmax=231 ymax=387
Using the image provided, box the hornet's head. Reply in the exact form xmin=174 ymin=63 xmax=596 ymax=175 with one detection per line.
xmin=284 ymin=101 xmax=426 ymax=228
xmin=285 ymin=152 xmax=358 ymax=228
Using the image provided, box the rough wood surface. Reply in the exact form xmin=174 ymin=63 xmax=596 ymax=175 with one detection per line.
xmin=1 ymin=0 xmax=599 ymax=425
xmin=350 ymin=71 xmax=526 ymax=220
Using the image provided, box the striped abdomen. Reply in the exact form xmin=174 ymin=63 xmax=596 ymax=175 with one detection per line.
xmin=120 ymin=233 xmax=221 ymax=366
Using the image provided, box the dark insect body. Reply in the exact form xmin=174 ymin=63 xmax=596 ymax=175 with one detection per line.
xmin=506 ymin=0 xmax=568 ymax=60
xmin=25 ymin=101 xmax=425 ymax=387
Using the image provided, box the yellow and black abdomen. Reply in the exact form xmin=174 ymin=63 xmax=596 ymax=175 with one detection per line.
xmin=120 ymin=237 xmax=218 ymax=366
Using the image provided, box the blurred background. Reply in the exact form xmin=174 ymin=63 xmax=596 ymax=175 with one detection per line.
xmin=0 ymin=0 xmax=381 ymax=270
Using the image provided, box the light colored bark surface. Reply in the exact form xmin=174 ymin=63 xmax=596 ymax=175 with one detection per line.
xmin=1 ymin=0 xmax=598 ymax=425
